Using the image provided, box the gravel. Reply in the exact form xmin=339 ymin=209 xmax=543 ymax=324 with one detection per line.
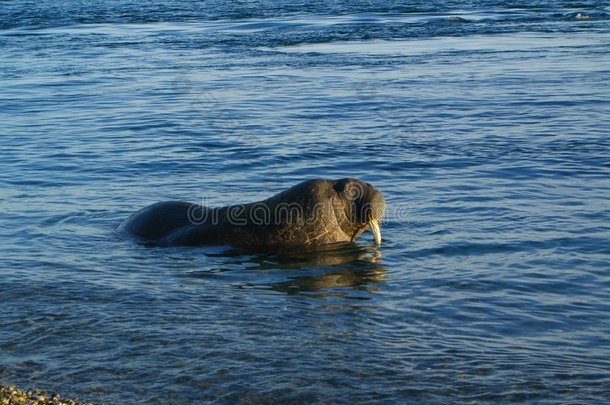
xmin=0 ymin=385 xmax=92 ymax=405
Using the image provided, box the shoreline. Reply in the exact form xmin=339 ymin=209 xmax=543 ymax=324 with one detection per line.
xmin=0 ymin=384 xmax=92 ymax=405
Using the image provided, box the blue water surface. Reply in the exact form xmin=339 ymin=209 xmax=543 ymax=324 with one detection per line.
xmin=1 ymin=1 xmax=610 ymax=403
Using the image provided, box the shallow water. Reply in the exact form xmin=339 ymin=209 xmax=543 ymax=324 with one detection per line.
xmin=1 ymin=1 xmax=610 ymax=403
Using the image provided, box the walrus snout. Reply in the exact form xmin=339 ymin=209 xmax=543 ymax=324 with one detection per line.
xmin=333 ymin=178 xmax=385 ymax=245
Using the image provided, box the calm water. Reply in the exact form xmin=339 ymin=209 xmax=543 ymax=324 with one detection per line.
xmin=1 ymin=1 xmax=610 ymax=403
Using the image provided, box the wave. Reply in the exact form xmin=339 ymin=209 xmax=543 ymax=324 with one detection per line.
xmin=2 ymin=5 xmax=609 ymax=48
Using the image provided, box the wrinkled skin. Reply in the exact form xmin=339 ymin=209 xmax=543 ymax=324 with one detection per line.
xmin=118 ymin=178 xmax=385 ymax=248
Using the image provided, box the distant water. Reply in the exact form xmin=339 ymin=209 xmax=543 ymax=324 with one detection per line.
xmin=1 ymin=1 xmax=610 ymax=403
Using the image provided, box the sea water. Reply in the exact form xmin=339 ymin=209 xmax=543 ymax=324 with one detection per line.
xmin=1 ymin=1 xmax=609 ymax=403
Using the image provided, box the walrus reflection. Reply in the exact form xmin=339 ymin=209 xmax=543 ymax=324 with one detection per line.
xmin=177 ymin=243 xmax=386 ymax=296
xmin=218 ymin=242 xmax=381 ymax=267
xmin=271 ymin=266 xmax=385 ymax=296
xmin=119 ymin=178 xmax=385 ymax=248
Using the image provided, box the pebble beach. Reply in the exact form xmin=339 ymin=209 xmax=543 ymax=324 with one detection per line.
xmin=0 ymin=385 xmax=91 ymax=405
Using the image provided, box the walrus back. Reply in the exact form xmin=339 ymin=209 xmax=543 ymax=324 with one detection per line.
xmin=118 ymin=201 xmax=199 ymax=240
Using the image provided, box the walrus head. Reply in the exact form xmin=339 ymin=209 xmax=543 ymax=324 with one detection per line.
xmin=332 ymin=178 xmax=385 ymax=245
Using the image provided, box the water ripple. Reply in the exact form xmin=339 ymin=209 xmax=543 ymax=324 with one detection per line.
xmin=1 ymin=0 xmax=610 ymax=404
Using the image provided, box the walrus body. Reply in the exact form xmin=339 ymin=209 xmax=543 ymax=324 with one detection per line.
xmin=119 ymin=178 xmax=385 ymax=248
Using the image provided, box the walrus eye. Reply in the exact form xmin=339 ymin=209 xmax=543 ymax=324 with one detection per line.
xmin=344 ymin=183 xmax=357 ymax=200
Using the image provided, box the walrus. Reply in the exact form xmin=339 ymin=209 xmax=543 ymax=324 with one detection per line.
xmin=118 ymin=178 xmax=385 ymax=248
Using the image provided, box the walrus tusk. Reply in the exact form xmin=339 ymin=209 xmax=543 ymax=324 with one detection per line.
xmin=369 ymin=219 xmax=381 ymax=245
